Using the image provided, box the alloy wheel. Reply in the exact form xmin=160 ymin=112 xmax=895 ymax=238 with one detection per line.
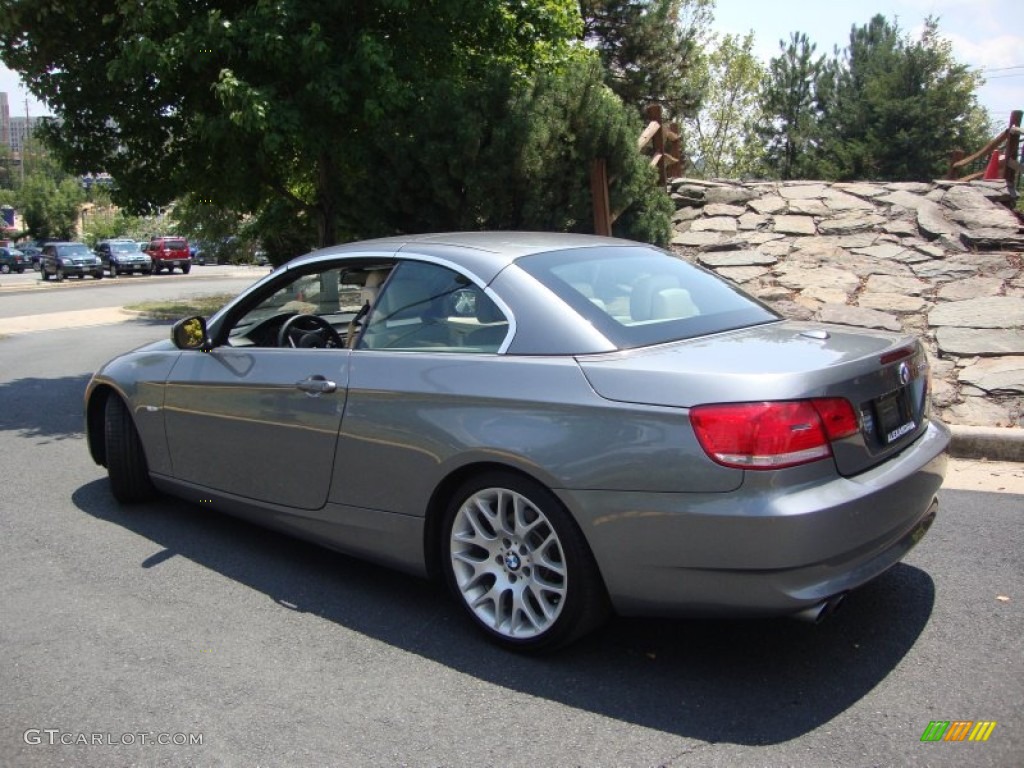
xmin=449 ymin=486 xmax=568 ymax=640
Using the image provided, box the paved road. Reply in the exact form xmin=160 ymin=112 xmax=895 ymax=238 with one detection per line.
xmin=0 ymin=264 xmax=270 ymax=318
xmin=1 ymin=303 xmax=1021 ymax=767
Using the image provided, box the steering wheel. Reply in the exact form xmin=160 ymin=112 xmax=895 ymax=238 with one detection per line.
xmin=277 ymin=313 xmax=344 ymax=349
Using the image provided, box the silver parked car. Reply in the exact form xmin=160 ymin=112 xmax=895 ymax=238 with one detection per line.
xmin=85 ymin=233 xmax=948 ymax=651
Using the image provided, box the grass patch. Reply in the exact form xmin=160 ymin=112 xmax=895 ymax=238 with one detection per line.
xmin=124 ymin=293 xmax=235 ymax=320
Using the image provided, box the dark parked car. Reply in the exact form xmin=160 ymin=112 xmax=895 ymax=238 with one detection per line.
xmin=144 ymin=236 xmax=191 ymax=274
xmin=95 ymin=239 xmax=153 ymax=276
xmin=85 ymin=232 xmax=948 ymax=651
xmin=16 ymin=245 xmax=43 ymax=271
xmin=0 ymin=246 xmax=29 ymax=274
xmin=41 ymin=242 xmax=104 ymax=281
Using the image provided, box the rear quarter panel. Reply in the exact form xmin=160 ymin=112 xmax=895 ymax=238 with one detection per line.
xmin=331 ymin=352 xmax=741 ymax=516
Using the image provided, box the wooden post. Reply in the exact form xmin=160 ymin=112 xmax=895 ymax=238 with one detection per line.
xmin=644 ymin=104 xmax=666 ymax=186
xmin=666 ymin=121 xmax=682 ymax=179
xmin=947 ymin=149 xmax=965 ymax=180
xmin=590 ymin=158 xmax=612 ymax=237
xmin=1005 ymin=110 xmax=1022 ymax=191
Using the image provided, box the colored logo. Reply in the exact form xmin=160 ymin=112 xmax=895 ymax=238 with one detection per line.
xmin=920 ymin=721 xmax=997 ymax=742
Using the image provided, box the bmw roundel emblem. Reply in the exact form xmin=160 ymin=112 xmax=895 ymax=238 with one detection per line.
xmin=898 ymin=361 xmax=911 ymax=386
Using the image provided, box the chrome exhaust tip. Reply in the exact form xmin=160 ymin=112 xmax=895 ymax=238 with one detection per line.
xmin=792 ymin=593 xmax=847 ymax=624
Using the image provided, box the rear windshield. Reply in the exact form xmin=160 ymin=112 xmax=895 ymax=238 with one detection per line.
xmin=162 ymin=239 xmax=187 ymax=250
xmin=517 ymin=245 xmax=778 ymax=349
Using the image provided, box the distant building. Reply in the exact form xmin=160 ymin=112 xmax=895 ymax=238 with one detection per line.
xmin=1 ymin=91 xmax=48 ymax=154
xmin=8 ymin=116 xmax=45 ymax=154
xmin=0 ymin=92 xmax=9 ymax=149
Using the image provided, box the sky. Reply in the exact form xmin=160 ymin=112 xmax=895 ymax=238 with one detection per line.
xmin=1 ymin=0 xmax=1022 ymax=124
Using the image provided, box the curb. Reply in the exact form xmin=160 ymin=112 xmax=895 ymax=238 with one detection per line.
xmin=948 ymin=424 xmax=1024 ymax=463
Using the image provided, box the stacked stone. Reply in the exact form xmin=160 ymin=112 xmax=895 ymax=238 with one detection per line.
xmin=667 ymin=178 xmax=1024 ymax=428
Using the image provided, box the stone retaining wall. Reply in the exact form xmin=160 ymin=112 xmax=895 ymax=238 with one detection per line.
xmin=666 ymin=178 xmax=1024 ymax=428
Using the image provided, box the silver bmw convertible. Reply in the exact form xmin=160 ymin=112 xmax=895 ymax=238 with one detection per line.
xmin=85 ymin=232 xmax=949 ymax=650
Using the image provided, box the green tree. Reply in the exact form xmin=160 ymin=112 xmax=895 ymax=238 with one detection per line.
xmin=580 ymin=0 xmax=710 ymax=119
xmin=756 ymin=32 xmax=831 ymax=180
xmin=19 ymin=171 xmax=85 ymax=241
xmin=336 ymin=56 xmax=672 ymax=246
xmin=826 ymin=15 xmax=989 ymax=181
xmin=683 ymin=32 xmax=764 ymax=178
xmin=1 ymin=0 xmax=583 ymax=248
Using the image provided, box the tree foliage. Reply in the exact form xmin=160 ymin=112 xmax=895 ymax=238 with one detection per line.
xmin=824 ymin=15 xmax=989 ymax=181
xmin=579 ymin=0 xmax=710 ymax=119
xmin=0 ymin=0 xmax=587 ymax=249
xmin=752 ymin=15 xmax=990 ymax=182
xmin=682 ymin=32 xmax=764 ymax=178
xmin=756 ymin=33 xmax=831 ymax=180
xmin=10 ymin=150 xmax=85 ymax=240
xmin=363 ymin=57 xmax=672 ymax=244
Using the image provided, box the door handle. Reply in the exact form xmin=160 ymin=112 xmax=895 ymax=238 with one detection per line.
xmin=295 ymin=375 xmax=337 ymax=394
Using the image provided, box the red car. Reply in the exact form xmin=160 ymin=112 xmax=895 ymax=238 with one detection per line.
xmin=145 ymin=236 xmax=192 ymax=274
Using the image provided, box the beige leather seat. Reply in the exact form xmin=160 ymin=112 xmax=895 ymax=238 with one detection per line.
xmin=347 ymin=269 xmax=389 ymax=347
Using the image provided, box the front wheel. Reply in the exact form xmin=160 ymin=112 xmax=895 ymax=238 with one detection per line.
xmin=40 ymin=268 xmax=49 ymax=281
xmin=104 ymin=396 xmax=157 ymax=503
xmin=0 ymin=264 xmax=10 ymax=274
xmin=442 ymin=471 xmax=608 ymax=652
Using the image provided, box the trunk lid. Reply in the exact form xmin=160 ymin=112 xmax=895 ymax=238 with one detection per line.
xmin=576 ymin=320 xmax=932 ymax=476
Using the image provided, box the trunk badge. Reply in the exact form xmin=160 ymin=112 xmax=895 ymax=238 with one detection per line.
xmin=899 ymin=362 xmax=911 ymax=385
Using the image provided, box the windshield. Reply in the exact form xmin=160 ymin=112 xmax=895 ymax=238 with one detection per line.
xmin=57 ymin=244 xmax=93 ymax=258
xmin=111 ymin=242 xmax=139 ymax=253
xmin=517 ymin=245 xmax=779 ymax=349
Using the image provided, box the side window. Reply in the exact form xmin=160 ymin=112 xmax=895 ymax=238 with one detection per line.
xmin=358 ymin=261 xmax=508 ymax=352
xmin=224 ymin=264 xmax=389 ymax=349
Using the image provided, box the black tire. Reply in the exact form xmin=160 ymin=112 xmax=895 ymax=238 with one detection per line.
xmin=17 ymin=267 xmax=25 ymax=274
xmin=182 ymin=265 xmax=191 ymax=274
xmin=0 ymin=264 xmax=10 ymax=274
xmin=441 ymin=471 xmax=608 ymax=652
xmin=94 ymin=271 xmax=103 ymax=280
xmin=40 ymin=268 xmax=49 ymax=281
xmin=104 ymin=396 xmax=157 ymax=503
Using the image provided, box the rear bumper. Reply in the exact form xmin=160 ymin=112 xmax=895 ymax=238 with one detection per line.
xmin=562 ymin=420 xmax=950 ymax=618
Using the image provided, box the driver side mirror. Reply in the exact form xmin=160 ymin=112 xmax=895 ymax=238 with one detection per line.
xmin=171 ymin=316 xmax=211 ymax=351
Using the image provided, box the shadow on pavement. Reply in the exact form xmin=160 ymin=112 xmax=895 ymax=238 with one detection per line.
xmin=73 ymin=478 xmax=935 ymax=746
xmin=0 ymin=374 xmax=92 ymax=441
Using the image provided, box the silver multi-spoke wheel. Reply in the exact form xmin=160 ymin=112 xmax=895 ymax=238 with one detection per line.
xmin=450 ymin=486 xmax=568 ymax=640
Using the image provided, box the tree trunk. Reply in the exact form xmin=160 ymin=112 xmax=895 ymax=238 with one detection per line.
xmin=314 ymin=153 xmax=338 ymax=248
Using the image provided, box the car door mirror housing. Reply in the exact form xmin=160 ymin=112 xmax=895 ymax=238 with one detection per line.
xmin=172 ymin=316 xmax=211 ymax=351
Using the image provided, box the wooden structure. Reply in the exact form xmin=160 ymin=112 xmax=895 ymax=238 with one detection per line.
xmin=591 ymin=104 xmax=682 ymax=237
xmin=947 ymin=110 xmax=1022 ymax=191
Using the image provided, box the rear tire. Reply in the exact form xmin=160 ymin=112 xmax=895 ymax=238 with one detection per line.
xmin=104 ymin=396 xmax=157 ymax=503
xmin=441 ymin=471 xmax=608 ymax=652
xmin=182 ymin=265 xmax=191 ymax=274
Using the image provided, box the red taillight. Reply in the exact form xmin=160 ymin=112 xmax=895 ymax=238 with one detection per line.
xmin=690 ymin=399 xmax=858 ymax=470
